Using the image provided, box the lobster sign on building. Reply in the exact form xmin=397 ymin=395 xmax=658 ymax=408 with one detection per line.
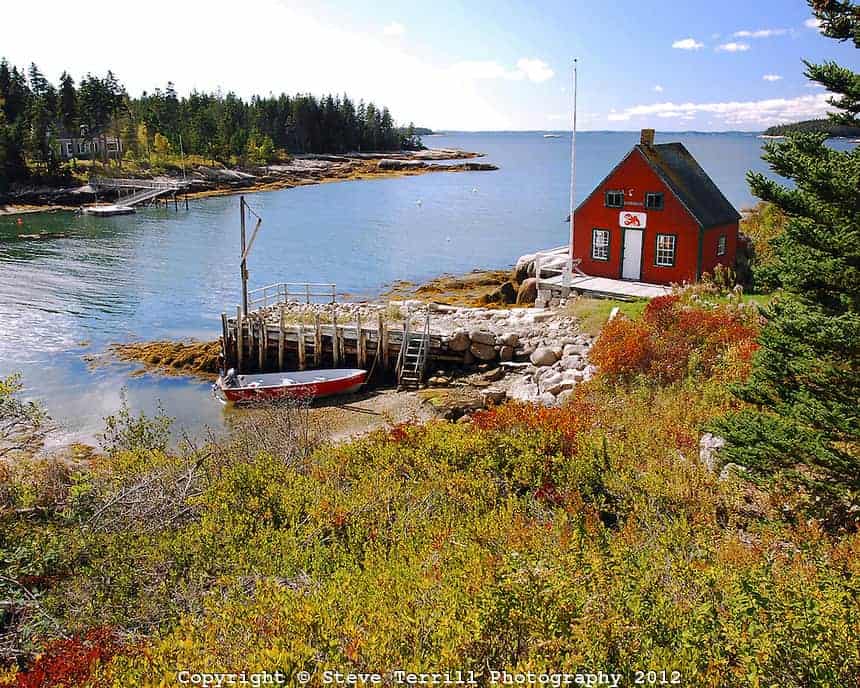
xmin=619 ymin=211 xmax=647 ymax=228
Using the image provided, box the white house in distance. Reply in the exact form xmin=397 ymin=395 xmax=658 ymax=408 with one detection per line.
xmin=56 ymin=125 xmax=122 ymax=161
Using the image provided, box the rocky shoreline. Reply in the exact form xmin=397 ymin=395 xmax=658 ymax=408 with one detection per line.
xmin=0 ymin=148 xmax=498 ymax=213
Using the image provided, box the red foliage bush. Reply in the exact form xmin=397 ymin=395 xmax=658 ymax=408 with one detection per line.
xmin=591 ymin=295 xmax=758 ymax=383
xmin=387 ymin=421 xmax=423 ymax=444
xmin=1 ymin=628 xmax=121 ymax=688
xmin=472 ymin=394 xmax=596 ymax=451
xmin=587 ymin=317 xmax=653 ymax=378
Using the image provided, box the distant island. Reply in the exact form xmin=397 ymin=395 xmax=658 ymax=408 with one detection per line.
xmin=764 ymin=118 xmax=860 ymax=137
xmin=401 ymin=126 xmax=434 ymax=136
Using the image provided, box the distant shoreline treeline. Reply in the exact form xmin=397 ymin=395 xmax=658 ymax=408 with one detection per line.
xmin=763 ymin=118 xmax=860 ymax=137
xmin=0 ymin=59 xmax=427 ymax=190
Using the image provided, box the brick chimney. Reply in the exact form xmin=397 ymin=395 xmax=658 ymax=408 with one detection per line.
xmin=640 ymin=128 xmax=655 ymax=147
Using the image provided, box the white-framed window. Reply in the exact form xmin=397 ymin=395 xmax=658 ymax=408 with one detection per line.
xmin=64 ymin=142 xmax=74 ymax=156
xmin=79 ymin=141 xmax=90 ymax=153
xmin=655 ymin=234 xmax=676 ymax=267
xmin=592 ymin=229 xmax=610 ymax=261
xmin=645 ymin=192 xmax=664 ymax=210
xmin=604 ymin=190 xmax=624 ymax=208
xmin=717 ymin=235 xmax=727 ymax=256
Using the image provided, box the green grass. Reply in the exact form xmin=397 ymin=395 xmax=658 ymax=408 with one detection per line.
xmin=564 ymin=297 xmax=649 ymax=336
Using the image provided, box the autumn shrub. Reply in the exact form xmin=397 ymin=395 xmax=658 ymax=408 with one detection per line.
xmin=587 ymin=316 xmax=653 ymax=379
xmin=590 ymin=294 xmax=758 ymax=383
xmin=0 ymin=628 xmax=121 ymax=688
xmin=88 ymin=389 xmax=858 ymax=686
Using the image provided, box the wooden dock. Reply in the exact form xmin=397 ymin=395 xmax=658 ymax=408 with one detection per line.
xmin=88 ymin=177 xmax=190 ymax=212
xmin=220 ymin=283 xmax=460 ymax=386
xmin=221 ymin=306 xmax=459 ymax=381
xmin=544 ymin=274 xmax=671 ymax=300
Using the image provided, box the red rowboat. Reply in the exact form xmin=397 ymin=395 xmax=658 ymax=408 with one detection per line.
xmin=213 ymin=368 xmax=367 ymax=404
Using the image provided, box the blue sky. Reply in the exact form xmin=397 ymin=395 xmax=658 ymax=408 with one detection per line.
xmin=2 ymin=0 xmax=855 ymax=130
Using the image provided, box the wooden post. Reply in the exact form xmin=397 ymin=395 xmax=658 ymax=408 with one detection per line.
xmin=314 ymin=314 xmax=322 ymax=366
xmin=258 ymin=317 xmax=265 ymax=370
xmin=378 ymin=312 xmax=388 ymax=371
xmin=247 ymin=316 xmax=254 ymax=370
xmin=357 ymin=313 xmax=366 ymax=368
xmin=278 ymin=306 xmax=285 ymax=370
xmin=221 ymin=313 xmax=230 ymax=368
xmin=240 ymin=196 xmax=249 ymax=316
xmin=236 ymin=306 xmax=243 ymax=372
xmin=298 ymin=323 xmax=306 ymax=370
xmin=185 ymin=193 xmax=189 ymax=210
xmin=332 ymin=310 xmax=340 ymax=367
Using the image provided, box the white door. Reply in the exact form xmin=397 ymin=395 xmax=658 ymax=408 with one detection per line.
xmin=622 ymin=230 xmax=643 ymax=280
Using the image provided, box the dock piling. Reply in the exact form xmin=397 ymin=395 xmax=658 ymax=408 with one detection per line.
xmin=236 ymin=306 xmax=243 ymax=372
xmin=314 ymin=314 xmax=322 ymax=366
xmin=278 ymin=306 xmax=285 ymax=370
xmin=298 ymin=323 xmax=306 ymax=370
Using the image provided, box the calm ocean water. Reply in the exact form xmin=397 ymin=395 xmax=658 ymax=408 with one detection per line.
xmin=0 ymin=131 xmax=850 ymax=440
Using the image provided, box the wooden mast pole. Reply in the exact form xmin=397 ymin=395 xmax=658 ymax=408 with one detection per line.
xmin=240 ymin=196 xmax=249 ymax=316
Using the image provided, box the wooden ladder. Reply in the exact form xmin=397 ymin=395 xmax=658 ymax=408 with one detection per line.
xmin=397 ymin=309 xmax=430 ymax=390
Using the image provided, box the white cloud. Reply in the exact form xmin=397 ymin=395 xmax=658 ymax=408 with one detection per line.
xmin=717 ymin=42 xmax=750 ymax=52
xmin=448 ymin=57 xmax=554 ymax=83
xmin=516 ymin=58 xmax=554 ymax=83
xmin=763 ymin=74 xmax=783 ymax=82
xmin=605 ymin=93 xmax=832 ymax=127
xmin=672 ymin=38 xmax=704 ymax=50
xmin=733 ymin=28 xmax=787 ymax=38
xmin=804 ymin=17 xmax=823 ymax=29
xmin=654 ymin=85 xmax=664 ymax=93
xmin=382 ymin=21 xmax=405 ymax=37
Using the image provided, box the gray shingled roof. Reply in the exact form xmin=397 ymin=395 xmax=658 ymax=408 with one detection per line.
xmin=637 ymin=142 xmax=741 ymax=229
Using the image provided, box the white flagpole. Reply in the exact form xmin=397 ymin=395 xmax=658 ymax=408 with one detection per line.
xmin=568 ymin=58 xmax=578 ymax=282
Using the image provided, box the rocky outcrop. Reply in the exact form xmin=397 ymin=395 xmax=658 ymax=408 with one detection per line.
xmin=516 ymin=278 xmax=538 ymax=305
xmin=469 ymin=342 xmax=497 ymax=361
xmin=378 ymin=159 xmax=427 ymax=171
xmin=515 ymin=246 xmax=569 ymax=281
xmin=195 ymin=166 xmax=257 ymax=183
xmin=699 ymin=433 xmax=726 ymax=473
xmin=530 ymin=347 xmax=559 ymax=367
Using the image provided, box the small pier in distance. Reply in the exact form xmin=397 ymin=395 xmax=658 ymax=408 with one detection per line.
xmin=86 ymin=177 xmax=190 ymax=213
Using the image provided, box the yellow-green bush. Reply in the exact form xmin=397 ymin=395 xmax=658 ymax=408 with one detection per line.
xmin=2 ymin=303 xmax=858 ymax=687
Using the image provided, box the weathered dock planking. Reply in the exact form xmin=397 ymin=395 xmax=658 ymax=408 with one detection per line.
xmin=221 ymin=305 xmax=462 ymax=376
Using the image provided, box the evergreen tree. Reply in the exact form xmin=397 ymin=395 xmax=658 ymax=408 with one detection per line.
xmin=58 ymin=71 xmax=77 ymax=131
xmin=714 ymin=1 xmax=859 ymax=527
xmin=812 ymin=0 xmax=860 ymax=46
xmin=25 ymin=63 xmax=57 ymax=169
xmin=0 ymin=94 xmax=27 ymax=190
xmin=0 ymin=56 xmax=420 ymax=180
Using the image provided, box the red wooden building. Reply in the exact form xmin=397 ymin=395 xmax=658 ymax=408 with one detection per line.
xmin=572 ymin=129 xmax=740 ymax=285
